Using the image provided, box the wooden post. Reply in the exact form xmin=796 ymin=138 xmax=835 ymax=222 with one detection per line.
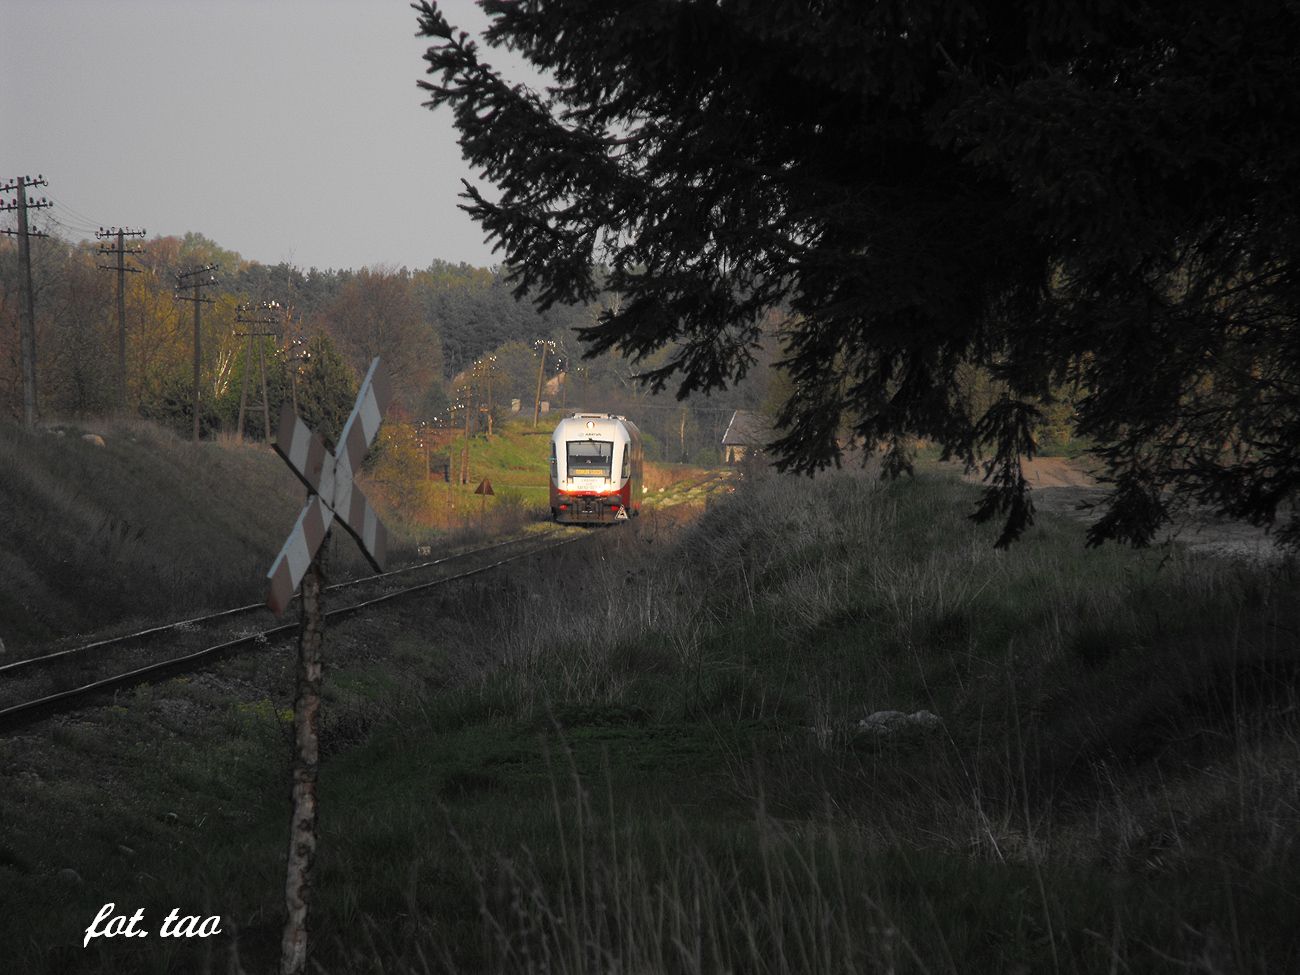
xmin=461 ymin=399 xmax=472 ymax=484
xmin=280 ymin=534 xmax=328 ymax=975
xmin=237 ymin=332 xmax=253 ymax=442
xmin=266 ymin=358 xmax=392 ymax=975
xmin=532 ymin=343 xmax=547 ymax=427
xmin=116 ymin=228 xmax=127 ymax=408
xmin=15 ymin=182 xmax=38 ymax=429
xmin=259 ymin=339 xmax=273 ymax=441
xmin=191 ymin=283 xmax=202 ymax=442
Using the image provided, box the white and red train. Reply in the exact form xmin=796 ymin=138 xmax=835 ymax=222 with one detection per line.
xmin=549 ymin=413 xmax=643 ymax=523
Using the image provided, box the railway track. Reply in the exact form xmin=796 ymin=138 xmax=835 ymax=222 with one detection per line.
xmin=0 ymin=528 xmax=588 ymax=731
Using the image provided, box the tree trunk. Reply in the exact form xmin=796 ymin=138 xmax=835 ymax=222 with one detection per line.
xmin=280 ymin=537 xmax=328 ymax=975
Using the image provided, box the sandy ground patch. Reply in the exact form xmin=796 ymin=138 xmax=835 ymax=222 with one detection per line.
xmin=960 ymin=457 xmax=1292 ymax=563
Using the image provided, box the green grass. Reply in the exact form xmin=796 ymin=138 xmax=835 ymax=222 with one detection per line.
xmin=2 ymin=464 xmax=1298 ymax=973
xmin=428 ymin=419 xmax=730 ymax=521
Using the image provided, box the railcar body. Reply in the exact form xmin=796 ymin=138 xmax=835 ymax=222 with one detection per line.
xmin=550 ymin=413 xmax=643 ymax=524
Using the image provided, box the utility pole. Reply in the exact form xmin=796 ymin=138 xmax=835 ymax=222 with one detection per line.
xmin=473 ymin=355 xmax=497 ymax=438
xmin=1 ymin=175 xmax=52 ymax=429
xmin=532 ymin=338 xmax=554 ymax=427
xmin=433 ymin=412 xmax=453 ymax=523
xmin=174 ymin=264 xmax=220 ymax=443
xmin=284 ymin=331 xmax=308 ymax=415
xmin=96 ymin=225 xmax=147 ymax=409
xmin=235 ymin=300 xmax=282 ymax=442
xmin=461 ymin=391 xmax=472 ymax=485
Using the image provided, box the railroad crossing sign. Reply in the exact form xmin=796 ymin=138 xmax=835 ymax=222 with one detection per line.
xmin=266 ymin=357 xmax=392 ymax=614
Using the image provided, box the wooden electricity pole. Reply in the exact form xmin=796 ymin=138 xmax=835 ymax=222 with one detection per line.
xmin=174 ymin=264 xmax=219 ymax=443
xmin=532 ymin=339 xmax=551 ymax=427
xmin=461 ymin=393 xmax=472 ymax=484
xmin=235 ymin=300 xmax=282 ymax=442
xmin=96 ymin=225 xmax=147 ymax=409
xmin=1 ymin=176 xmax=51 ymax=429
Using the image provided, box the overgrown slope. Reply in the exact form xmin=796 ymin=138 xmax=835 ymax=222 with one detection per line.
xmin=0 ymin=419 xmax=388 ymax=649
xmin=3 ymin=464 xmax=1296 ymax=973
xmin=0 ymin=415 xmax=721 ymax=652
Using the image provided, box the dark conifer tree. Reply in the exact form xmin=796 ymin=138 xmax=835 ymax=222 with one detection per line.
xmin=416 ymin=0 xmax=1300 ymax=547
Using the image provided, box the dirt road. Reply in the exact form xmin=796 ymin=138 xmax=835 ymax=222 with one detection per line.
xmin=966 ymin=457 xmax=1290 ymax=563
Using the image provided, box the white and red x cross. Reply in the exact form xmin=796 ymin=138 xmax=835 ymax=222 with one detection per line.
xmin=266 ymin=358 xmax=392 ymax=615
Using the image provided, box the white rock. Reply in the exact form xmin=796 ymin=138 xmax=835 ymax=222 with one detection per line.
xmin=857 ymin=709 xmax=943 ymax=736
xmin=81 ymin=433 xmax=106 ymax=447
xmin=859 ymin=710 xmax=908 ymax=729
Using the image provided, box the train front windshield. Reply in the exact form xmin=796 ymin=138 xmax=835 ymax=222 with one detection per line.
xmin=567 ymin=440 xmax=613 ymax=478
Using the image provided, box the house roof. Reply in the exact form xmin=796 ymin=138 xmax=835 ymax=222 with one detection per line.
xmin=721 ymin=410 xmax=771 ymax=446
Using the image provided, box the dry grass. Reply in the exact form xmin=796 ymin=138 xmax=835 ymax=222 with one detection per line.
xmin=369 ymin=464 xmax=1300 ymax=973
xmin=4 ymin=444 xmax=1297 ymax=973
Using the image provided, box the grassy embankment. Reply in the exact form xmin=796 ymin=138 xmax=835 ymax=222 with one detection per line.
xmin=3 ymin=452 xmax=1297 ymax=973
xmin=0 ymin=413 xmax=716 ymax=651
xmin=0 ymin=418 xmax=308 ymax=649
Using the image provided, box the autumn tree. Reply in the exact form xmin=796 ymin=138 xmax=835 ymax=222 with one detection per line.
xmin=322 ymin=266 xmax=445 ymax=417
xmin=56 ymin=247 xmax=118 ymax=415
xmin=417 ymin=0 xmax=1300 ymax=546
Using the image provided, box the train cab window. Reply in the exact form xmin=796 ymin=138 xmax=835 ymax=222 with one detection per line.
xmin=550 ymin=442 xmax=557 ymax=479
xmin=621 ymin=445 xmax=630 ymax=479
xmin=567 ymin=440 xmax=613 ymax=477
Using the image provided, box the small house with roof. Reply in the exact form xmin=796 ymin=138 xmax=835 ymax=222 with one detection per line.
xmin=721 ymin=410 xmax=772 ymax=465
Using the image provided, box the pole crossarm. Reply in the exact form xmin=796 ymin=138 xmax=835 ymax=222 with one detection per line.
xmin=236 ymin=300 xmax=282 ymax=329
xmin=177 ymin=262 xmax=219 ymax=283
xmin=0 ymin=175 xmax=48 ymax=192
xmin=1 ymin=177 xmax=51 ymax=238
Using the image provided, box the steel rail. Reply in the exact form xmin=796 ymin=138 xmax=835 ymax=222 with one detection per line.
xmin=0 ymin=534 xmax=588 ymax=732
xmin=0 ymin=530 xmax=560 ymax=677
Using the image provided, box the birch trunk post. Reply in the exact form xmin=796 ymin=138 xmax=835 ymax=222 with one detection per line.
xmin=265 ymin=358 xmax=391 ymax=974
xmin=280 ymin=533 xmax=328 ymax=975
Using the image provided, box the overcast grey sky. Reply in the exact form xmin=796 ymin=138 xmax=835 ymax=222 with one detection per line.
xmin=0 ymin=0 xmax=527 ymax=272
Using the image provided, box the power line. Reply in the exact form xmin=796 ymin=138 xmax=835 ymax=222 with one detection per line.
xmin=47 ymin=204 xmax=104 ymax=237
xmin=51 ymin=196 xmax=113 ymax=231
xmin=46 ymin=212 xmax=100 ymax=237
xmin=1 ymin=175 xmax=53 ymax=428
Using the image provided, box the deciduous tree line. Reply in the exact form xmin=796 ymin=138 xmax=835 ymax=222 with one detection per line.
xmin=0 ymin=223 xmax=783 ymax=465
xmin=0 ymin=227 xmax=592 ymax=443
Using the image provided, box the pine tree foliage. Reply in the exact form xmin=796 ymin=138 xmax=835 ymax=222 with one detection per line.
xmin=416 ymin=0 xmax=1300 ymax=547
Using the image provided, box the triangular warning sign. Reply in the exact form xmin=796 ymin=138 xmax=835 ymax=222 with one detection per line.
xmin=474 ymin=478 xmax=494 ymax=496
